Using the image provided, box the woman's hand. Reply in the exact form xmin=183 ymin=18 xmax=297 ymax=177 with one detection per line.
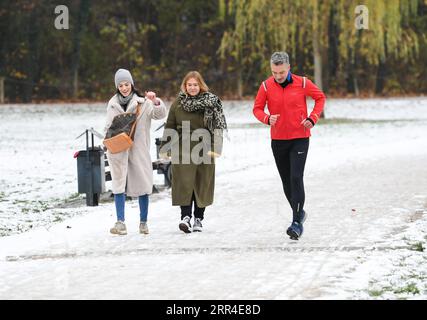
xmin=159 ymin=152 xmax=171 ymax=160
xmin=145 ymin=91 xmax=160 ymax=105
xmin=207 ymin=151 xmax=221 ymax=158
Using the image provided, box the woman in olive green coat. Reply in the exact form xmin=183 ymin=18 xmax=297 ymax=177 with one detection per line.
xmin=161 ymin=71 xmax=227 ymax=233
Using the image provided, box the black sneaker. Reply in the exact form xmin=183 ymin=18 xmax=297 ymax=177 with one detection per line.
xmin=287 ymin=210 xmax=307 ymax=239
xmin=286 ymin=221 xmax=303 ymax=240
xmin=179 ymin=216 xmax=192 ymax=233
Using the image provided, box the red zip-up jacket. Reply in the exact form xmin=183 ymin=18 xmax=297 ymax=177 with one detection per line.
xmin=253 ymin=74 xmax=326 ymax=140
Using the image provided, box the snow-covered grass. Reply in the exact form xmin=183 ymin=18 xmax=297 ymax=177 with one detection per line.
xmin=0 ymin=97 xmax=426 ymax=299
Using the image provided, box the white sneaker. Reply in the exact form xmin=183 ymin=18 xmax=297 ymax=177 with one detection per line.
xmin=110 ymin=221 xmax=127 ymax=235
xmin=193 ymin=218 xmax=203 ymax=232
xmin=139 ymin=222 xmax=149 ymax=234
xmin=179 ymin=216 xmax=192 ymax=233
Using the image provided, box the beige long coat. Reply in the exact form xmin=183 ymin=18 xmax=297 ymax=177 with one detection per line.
xmin=104 ymin=94 xmax=166 ymax=197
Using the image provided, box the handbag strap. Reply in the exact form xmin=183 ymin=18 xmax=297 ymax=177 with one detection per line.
xmin=129 ymin=103 xmax=141 ymax=140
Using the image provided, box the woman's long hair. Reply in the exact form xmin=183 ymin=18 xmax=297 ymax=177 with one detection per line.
xmin=180 ymin=71 xmax=209 ymax=94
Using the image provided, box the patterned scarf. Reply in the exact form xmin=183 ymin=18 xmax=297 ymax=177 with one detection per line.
xmin=178 ymin=91 xmax=228 ymax=135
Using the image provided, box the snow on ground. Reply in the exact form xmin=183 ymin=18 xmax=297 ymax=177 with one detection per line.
xmin=0 ymin=97 xmax=426 ymax=299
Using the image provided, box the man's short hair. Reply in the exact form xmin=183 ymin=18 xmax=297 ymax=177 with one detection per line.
xmin=270 ymin=52 xmax=290 ymax=65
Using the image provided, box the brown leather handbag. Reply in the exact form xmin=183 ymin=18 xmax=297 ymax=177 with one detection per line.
xmin=103 ymin=104 xmax=141 ymax=154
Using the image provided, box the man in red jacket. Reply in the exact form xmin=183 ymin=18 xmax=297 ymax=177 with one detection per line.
xmin=253 ymin=52 xmax=326 ymax=240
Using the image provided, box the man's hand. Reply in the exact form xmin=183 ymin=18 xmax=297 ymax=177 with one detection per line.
xmin=300 ymin=118 xmax=314 ymax=129
xmin=269 ymin=114 xmax=280 ymax=126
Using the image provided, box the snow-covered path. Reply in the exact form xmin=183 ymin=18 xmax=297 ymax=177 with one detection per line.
xmin=0 ymin=98 xmax=426 ymax=299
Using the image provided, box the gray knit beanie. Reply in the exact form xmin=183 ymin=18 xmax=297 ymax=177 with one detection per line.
xmin=114 ymin=68 xmax=134 ymax=88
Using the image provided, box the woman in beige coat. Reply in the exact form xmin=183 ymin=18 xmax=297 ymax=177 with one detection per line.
xmin=104 ymin=69 xmax=166 ymax=235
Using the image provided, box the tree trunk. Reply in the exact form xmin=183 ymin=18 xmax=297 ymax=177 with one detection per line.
xmin=312 ymin=29 xmax=323 ymax=91
xmin=327 ymin=5 xmax=339 ymax=86
xmin=0 ymin=77 xmax=4 ymax=104
xmin=375 ymin=32 xmax=388 ymax=95
xmin=23 ymin=7 xmax=40 ymax=103
xmin=146 ymin=3 xmax=161 ymax=65
xmin=375 ymin=59 xmax=386 ymax=95
xmin=312 ymin=23 xmax=325 ymax=118
xmin=346 ymin=63 xmax=359 ymax=97
xmin=346 ymin=48 xmax=356 ymax=94
xmin=71 ymin=0 xmax=91 ymax=99
xmin=236 ymin=67 xmax=243 ymax=98
xmin=353 ymin=76 xmax=359 ymax=97
xmin=72 ymin=69 xmax=79 ymax=99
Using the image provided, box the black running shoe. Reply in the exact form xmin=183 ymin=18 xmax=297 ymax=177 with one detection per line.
xmin=286 ymin=221 xmax=303 ymax=240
